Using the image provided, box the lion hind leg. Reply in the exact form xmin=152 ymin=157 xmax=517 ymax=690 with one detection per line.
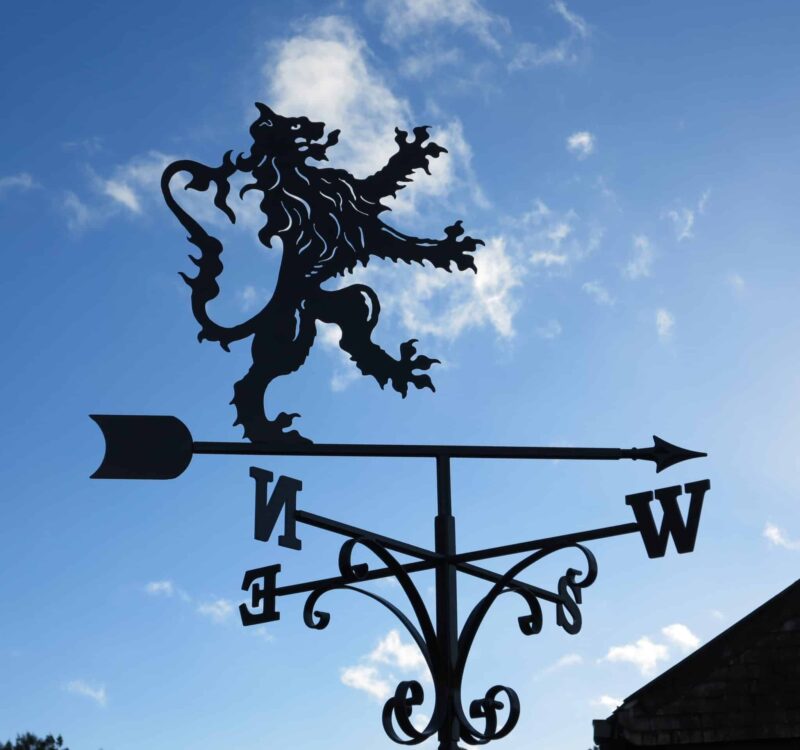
xmin=312 ymin=285 xmax=440 ymax=397
xmin=231 ymin=306 xmax=316 ymax=444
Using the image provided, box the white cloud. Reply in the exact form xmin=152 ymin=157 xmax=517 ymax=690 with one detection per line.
xmin=340 ymin=664 xmax=391 ymax=701
xmin=763 ymin=522 xmax=800 ymax=551
xmin=341 ymin=630 xmax=430 ymax=702
xmin=197 ymin=598 xmax=234 ymax=623
xmin=591 ymin=694 xmax=623 ymax=711
xmin=602 ymin=636 xmax=669 ymax=675
xmin=662 ymin=623 xmax=700 ymax=653
xmin=582 ymin=280 xmax=614 ymax=306
xmin=566 ymin=131 xmax=595 ymax=159
xmin=509 ymin=1 xmax=590 ymax=70
xmin=656 ymin=308 xmax=674 ymax=340
xmin=65 ymin=680 xmax=107 ymax=707
xmin=144 ymin=580 xmax=175 ymax=597
xmin=536 ymin=319 xmax=562 ymax=339
xmin=103 ymin=179 xmax=141 ymax=213
xmin=369 ymin=629 xmax=427 ymax=672
xmin=552 ymin=0 xmax=589 ymax=38
xmin=623 ymin=234 xmax=656 ymax=279
xmin=370 ymin=0 xmax=510 ymax=52
xmin=0 ymin=172 xmax=36 ymax=196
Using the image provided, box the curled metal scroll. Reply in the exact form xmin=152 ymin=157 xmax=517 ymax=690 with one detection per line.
xmin=300 ymin=539 xmax=597 ymax=746
xmin=302 ymin=537 xmax=444 ymax=744
xmin=454 ymin=544 xmax=597 ymax=745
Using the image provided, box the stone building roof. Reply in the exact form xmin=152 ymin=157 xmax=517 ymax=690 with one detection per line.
xmin=593 ymin=578 xmax=800 ymax=749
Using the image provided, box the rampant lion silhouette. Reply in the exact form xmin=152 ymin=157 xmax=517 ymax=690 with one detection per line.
xmin=161 ymin=103 xmax=483 ymax=444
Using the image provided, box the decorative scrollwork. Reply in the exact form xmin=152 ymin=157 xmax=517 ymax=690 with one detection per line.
xmin=301 ymin=538 xmax=598 ymax=746
xmin=453 ymin=544 xmax=598 ymax=744
xmin=303 ymin=537 xmax=444 ymax=744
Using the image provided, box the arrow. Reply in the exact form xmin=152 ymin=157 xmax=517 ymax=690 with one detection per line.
xmin=90 ymin=414 xmax=706 ymax=479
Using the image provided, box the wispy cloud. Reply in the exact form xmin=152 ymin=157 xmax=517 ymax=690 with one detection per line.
xmin=370 ymin=0 xmax=510 ymax=53
xmin=524 ymin=199 xmax=603 ymax=271
xmin=144 ymin=580 xmax=175 ymax=597
xmin=623 ymin=235 xmax=656 ymax=279
xmin=65 ymin=680 xmax=107 ymax=707
xmin=509 ymin=1 xmax=590 ymax=70
xmin=656 ymin=308 xmax=674 ymax=340
xmin=63 ymin=191 xmax=94 ymax=232
xmin=536 ymin=319 xmax=562 ymax=339
xmin=196 ymin=598 xmax=235 ymax=623
xmin=663 ymin=190 xmax=710 ymax=241
xmin=566 ymin=131 xmax=595 ymax=159
xmin=541 ymin=652 xmax=583 ymax=674
xmin=0 ymin=172 xmax=37 ymax=196
xmin=764 ymin=522 xmax=800 ymax=550
xmin=582 ymin=280 xmax=614 ymax=306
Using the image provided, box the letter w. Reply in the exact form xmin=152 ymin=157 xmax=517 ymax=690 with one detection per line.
xmin=626 ymin=480 xmax=710 ymax=559
xmin=250 ymin=467 xmax=303 ymax=550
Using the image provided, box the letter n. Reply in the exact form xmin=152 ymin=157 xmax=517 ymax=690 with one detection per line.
xmin=250 ymin=467 xmax=302 ymax=550
xmin=626 ymin=479 xmax=710 ymax=558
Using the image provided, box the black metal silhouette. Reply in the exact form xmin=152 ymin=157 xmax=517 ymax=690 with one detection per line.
xmin=89 ymin=415 xmax=709 ymax=749
xmin=162 ymin=104 xmax=482 ymax=445
xmin=233 ymin=451 xmax=709 ymax=749
xmin=89 ymin=414 xmax=705 ymax=479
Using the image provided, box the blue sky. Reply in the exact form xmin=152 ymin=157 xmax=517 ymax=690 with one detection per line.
xmin=2 ymin=1 xmax=800 ymax=748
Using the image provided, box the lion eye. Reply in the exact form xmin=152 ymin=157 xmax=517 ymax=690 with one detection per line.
xmin=291 ymin=123 xmax=301 ymax=130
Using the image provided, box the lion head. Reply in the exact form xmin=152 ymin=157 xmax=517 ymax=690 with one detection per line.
xmin=243 ymin=103 xmax=340 ymax=166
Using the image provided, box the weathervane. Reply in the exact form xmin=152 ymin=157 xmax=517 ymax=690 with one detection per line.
xmin=92 ymin=104 xmax=711 ymax=750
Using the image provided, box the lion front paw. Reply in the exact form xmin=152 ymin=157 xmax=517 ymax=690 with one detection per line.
xmin=442 ymin=220 xmax=482 ymax=273
xmin=389 ymin=339 xmax=440 ymax=397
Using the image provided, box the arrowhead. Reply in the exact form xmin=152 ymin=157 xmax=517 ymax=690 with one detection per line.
xmin=648 ymin=435 xmax=707 ymax=472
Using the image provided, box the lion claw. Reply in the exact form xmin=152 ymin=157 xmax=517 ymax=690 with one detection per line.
xmin=390 ymin=339 xmax=440 ymax=397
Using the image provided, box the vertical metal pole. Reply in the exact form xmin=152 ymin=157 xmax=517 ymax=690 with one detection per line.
xmin=435 ymin=454 xmax=460 ymax=750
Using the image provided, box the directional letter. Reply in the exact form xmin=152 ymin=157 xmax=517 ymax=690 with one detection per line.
xmin=626 ymin=479 xmax=711 ymax=559
xmin=240 ymin=564 xmax=281 ymax=626
xmin=250 ymin=467 xmax=302 ymax=550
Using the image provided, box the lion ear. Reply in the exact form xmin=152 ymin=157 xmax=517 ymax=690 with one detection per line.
xmin=254 ymin=102 xmax=276 ymax=122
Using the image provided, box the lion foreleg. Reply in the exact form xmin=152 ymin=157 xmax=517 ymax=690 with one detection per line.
xmin=371 ymin=220 xmax=482 ymax=272
xmin=312 ymin=286 xmax=439 ymax=397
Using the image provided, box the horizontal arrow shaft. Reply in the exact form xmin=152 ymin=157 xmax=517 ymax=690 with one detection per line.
xmin=196 ymin=441 xmax=652 ymax=462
